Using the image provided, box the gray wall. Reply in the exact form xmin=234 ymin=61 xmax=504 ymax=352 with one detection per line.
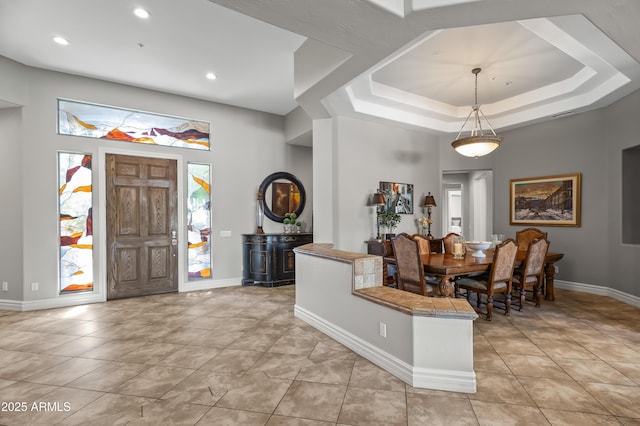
xmin=0 ymin=61 xmax=312 ymax=302
xmin=1 ymin=55 xmax=638 ymax=302
xmin=492 ymin=110 xmax=608 ymax=288
xmin=0 ymin=107 xmax=24 ymax=299
xmin=605 ymin=89 xmax=640 ymax=297
xmin=435 ymin=93 xmax=638 ymax=297
xmin=334 ymin=116 xmax=441 ymax=253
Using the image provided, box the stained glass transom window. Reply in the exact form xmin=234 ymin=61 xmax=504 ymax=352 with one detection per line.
xmin=58 ymin=99 xmax=210 ymax=151
xmin=58 ymin=152 xmax=93 ymax=293
xmin=187 ymin=163 xmax=212 ymax=280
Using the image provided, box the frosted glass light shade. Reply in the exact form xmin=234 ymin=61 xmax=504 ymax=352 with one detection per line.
xmin=452 ymin=135 xmax=502 ymax=158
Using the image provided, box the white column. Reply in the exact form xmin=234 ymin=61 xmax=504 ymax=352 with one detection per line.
xmin=312 ymin=118 xmax=336 ymax=243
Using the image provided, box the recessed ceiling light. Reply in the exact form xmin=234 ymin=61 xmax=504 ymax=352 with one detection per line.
xmin=133 ymin=8 xmax=150 ymax=19
xmin=206 ymin=72 xmax=217 ymax=80
xmin=53 ymin=36 xmax=69 ymax=46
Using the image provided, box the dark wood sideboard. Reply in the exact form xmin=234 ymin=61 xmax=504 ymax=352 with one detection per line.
xmin=242 ymin=233 xmax=313 ymax=287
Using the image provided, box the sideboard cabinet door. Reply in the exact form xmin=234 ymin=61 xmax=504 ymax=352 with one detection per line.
xmin=242 ymin=233 xmax=313 ymax=287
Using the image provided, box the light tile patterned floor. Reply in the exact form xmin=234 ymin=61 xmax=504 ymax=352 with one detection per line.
xmin=0 ymin=287 xmax=638 ymax=425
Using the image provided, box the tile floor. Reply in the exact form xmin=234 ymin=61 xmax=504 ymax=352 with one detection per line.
xmin=0 ymin=286 xmax=638 ymax=425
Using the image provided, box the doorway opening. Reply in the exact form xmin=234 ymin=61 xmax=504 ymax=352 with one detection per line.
xmin=442 ymin=170 xmax=493 ymax=241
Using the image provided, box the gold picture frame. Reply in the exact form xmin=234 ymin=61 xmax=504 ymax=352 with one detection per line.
xmin=510 ymin=173 xmax=581 ymax=227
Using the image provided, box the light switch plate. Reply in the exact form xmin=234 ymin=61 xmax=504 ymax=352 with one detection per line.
xmin=220 ymin=230 xmax=232 ymax=237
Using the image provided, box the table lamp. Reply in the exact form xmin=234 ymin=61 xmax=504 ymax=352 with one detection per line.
xmin=421 ymin=192 xmax=437 ymax=239
xmin=368 ymin=191 xmax=386 ymax=241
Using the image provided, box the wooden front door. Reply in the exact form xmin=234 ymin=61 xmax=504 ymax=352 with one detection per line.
xmin=106 ymin=154 xmax=178 ymax=299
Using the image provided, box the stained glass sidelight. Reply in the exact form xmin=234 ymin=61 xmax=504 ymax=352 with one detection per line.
xmin=58 ymin=152 xmax=93 ymax=292
xmin=187 ymin=163 xmax=212 ymax=280
xmin=58 ymin=99 xmax=210 ymax=151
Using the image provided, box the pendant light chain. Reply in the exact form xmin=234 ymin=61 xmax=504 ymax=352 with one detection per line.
xmin=451 ymin=67 xmax=503 ymax=158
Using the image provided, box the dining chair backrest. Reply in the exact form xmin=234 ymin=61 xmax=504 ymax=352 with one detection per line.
xmin=515 ymin=227 xmax=547 ymax=251
xmin=522 ymin=237 xmax=549 ymax=278
xmin=442 ymin=232 xmax=461 ymax=254
xmin=411 ymin=234 xmax=431 ymax=256
xmin=392 ymin=233 xmax=427 ymax=295
xmin=489 ymin=238 xmax=518 ymax=288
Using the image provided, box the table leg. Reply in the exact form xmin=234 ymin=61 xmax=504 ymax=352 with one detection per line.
xmin=544 ymin=262 xmax=556 ymax=301
xmin=439 ymin=276 xmax=455 ymax=298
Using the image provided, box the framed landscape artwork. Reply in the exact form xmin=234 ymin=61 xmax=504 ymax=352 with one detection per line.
xmin=379 ymin=181 xmax=414 ymax=214
xmin=510 ymin=173 xmax=581 ymax=226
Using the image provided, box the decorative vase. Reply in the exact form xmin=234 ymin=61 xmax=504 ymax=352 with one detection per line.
xmin=256 ymin=190 xmax=265 ymax=234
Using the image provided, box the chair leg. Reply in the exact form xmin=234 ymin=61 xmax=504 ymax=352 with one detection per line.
xmin=477 ymin=293 xmax=482 ymax=309
xmin=486 ymin=296 xmax=493 ymax=321
xmin=535 ymin=285 xmax=542 ymax=308
xmin=505 ymin=292 xmax=511 ymax=316
xmin=519 ymin=288 xmax=526 ymax=311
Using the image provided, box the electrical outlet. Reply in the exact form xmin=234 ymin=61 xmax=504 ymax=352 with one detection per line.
xmin=379 ymin=322 xmax=387 ymax=338
xmin=31 ymin=282 xmax=39 ymax=291
xmin=1 ymin=282 xmax=7 ymax=292
xmin=554 ymin=265 xmax=559 ymax=274
xmin=220 ymin=230 xmax=232 ymax=237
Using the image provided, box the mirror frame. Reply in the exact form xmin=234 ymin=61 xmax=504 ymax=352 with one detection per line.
xmin=259 ymin=171 xmax=306 ymax=223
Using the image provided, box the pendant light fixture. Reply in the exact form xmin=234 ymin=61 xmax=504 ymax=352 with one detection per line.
xmin=451 ymin=68 xmax=503 ymax=158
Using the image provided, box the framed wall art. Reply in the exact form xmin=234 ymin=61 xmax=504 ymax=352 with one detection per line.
xmin=379 ymin=181 xmax=414 ymax=214
xmin=510 ymin=173 xmax=581 ymax=226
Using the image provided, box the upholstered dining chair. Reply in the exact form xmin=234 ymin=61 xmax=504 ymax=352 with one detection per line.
xmin=442 ymin=232 xmax=462 ymax=254
xmin=515 ymin=227 xmax=547 ymax=251
xmin=392 ymin=233 xmax=439 ymax=297
xmin=457 ymin=238 xmax=518 ymax=321
xmin=411 ymin=234 xmax=431 ymax=255
xmin=410 ymin=234 xmax=443 ymax=285
xmin=512 ymin=237 xmax=549 ymax=310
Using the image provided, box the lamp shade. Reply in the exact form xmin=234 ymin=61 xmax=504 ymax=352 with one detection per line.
xmin=422 ymin=193 xmax=437 ymax=208
xmin=368 ymin=191 xmax=386 ymax=206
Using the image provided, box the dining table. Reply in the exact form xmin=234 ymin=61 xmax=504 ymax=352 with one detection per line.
xmin=385 ymin=249 xmax=564 ymax=299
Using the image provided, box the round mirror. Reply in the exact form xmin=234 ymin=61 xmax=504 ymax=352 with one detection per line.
xmin=259 ymin=172 xmax=306 ymax=223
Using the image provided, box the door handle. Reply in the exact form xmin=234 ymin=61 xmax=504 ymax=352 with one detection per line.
xmin=171 ymin=230 xmax=178 ymax=246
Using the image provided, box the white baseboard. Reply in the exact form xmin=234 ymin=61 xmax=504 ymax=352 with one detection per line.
xmin=294 ymin=304 xmax=476 ymax=393
xmin=181 ymin=277 xmax=242 ymax=292
xmin=555 ymin=280 xmax=640 ymax=308
xmin=0 ymin=299 xmax=24 ymax=311
xmin=0 ymin=293 xmax=105 ymax=312
xmin=0 ymin=278 xmax=242 ymax=312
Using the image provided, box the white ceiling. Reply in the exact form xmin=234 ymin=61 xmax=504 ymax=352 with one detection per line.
xmin=1 ymin=0 xmax=639 ymax=134
xmin=0 ymin=0 xmax=306 ymax=115
xmin=337 ymin=14 xmax=640 ymax=133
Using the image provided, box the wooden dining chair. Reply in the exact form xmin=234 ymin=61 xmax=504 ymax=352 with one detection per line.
xmin=457 ymin=238 xmax=518 ymax=320
xmin=410 ymin=234 xmax=443 ymax=285
xmin=410 ymin=234 xmax=431 ymax=255
xmin=392 ymin=233 xmax=439 ymax=297
xmin=442 ymin=232 xmax=462 ymax=254
xmin=515 ymin=227 xmax=547 ymax=251
xmin=512 ymin=237 xmax=549 ymax=310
